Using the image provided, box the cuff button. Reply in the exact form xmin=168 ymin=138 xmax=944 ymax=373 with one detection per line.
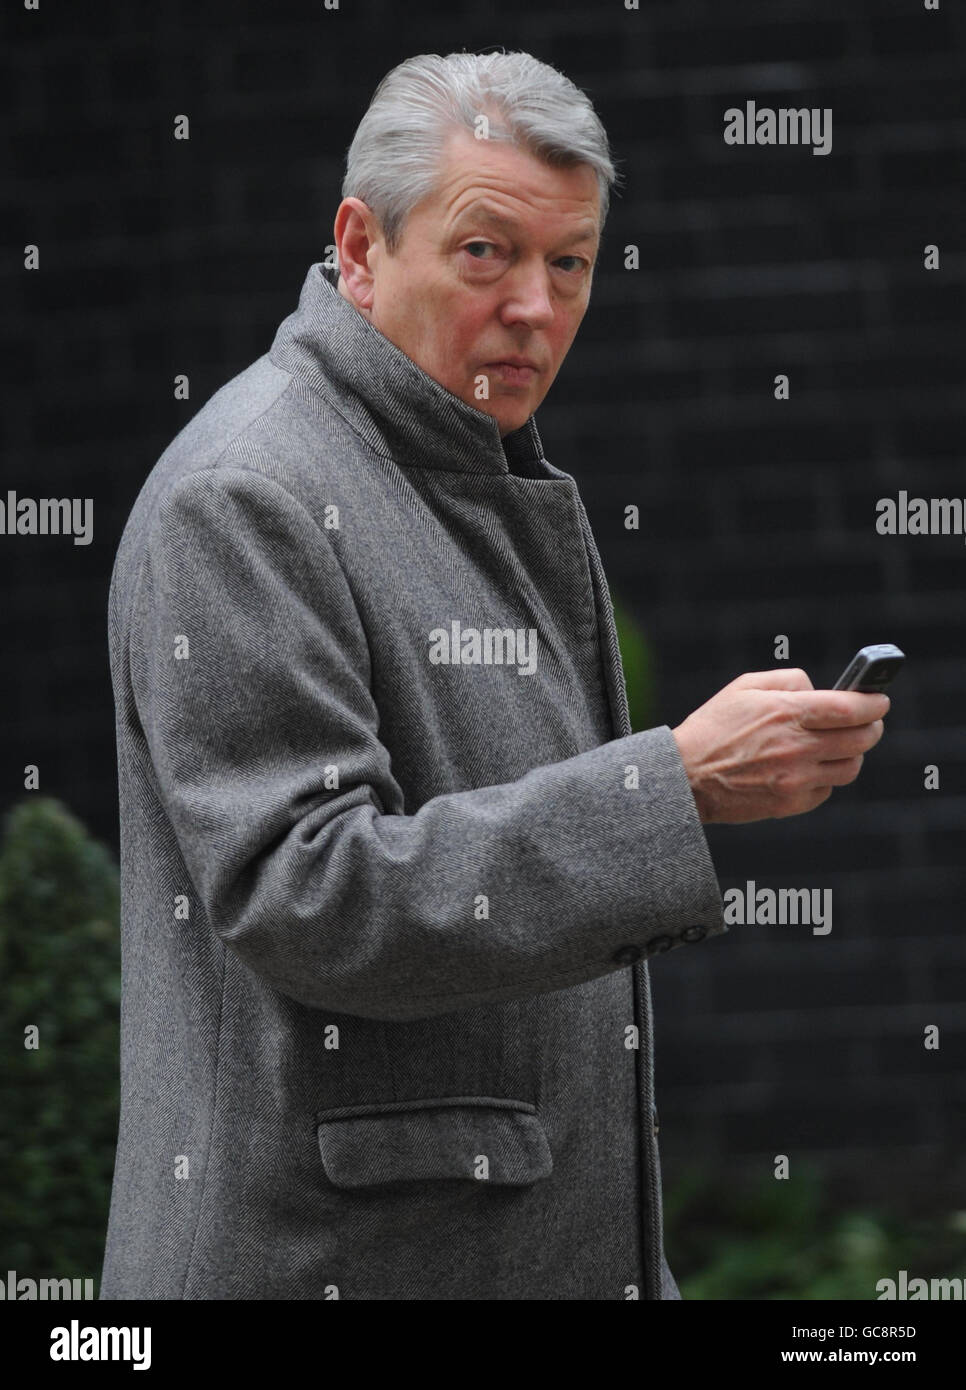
xmin=612 ymin=944 xmax=642 ymax=965
xmin=681 ymin=925 xmax=707 ymax=943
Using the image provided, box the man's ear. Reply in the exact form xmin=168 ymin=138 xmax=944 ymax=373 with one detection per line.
xmin=333 ymin=197 xmax=382 ymax=315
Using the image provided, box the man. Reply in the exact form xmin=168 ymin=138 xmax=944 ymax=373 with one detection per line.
xmin=100 ymin=51 xmax=888 ymax=1300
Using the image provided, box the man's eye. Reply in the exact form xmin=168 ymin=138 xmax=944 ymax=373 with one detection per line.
xmin=461 ymin=244 xmax=587 ymax=272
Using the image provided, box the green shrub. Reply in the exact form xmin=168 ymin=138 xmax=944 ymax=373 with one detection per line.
xmin=0 ymin=796 xmax=120 ymax=1281
xmin=665 ymin=1161 xmax=966 ymax=1299
xmin=613 ymin=593 xmax=656 ymax=732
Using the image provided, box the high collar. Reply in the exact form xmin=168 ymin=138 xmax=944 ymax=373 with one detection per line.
xmin=268 ymin=262 xmax=548 ymax=477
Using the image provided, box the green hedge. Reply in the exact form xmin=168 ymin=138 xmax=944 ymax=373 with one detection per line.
xmin=0 ymin=796 xmax=120 ymax=1281
xmin=613 ymin=593 xmax=657 ymax=733
xmin=666 ymin=1161 xmax=966 ymax=1300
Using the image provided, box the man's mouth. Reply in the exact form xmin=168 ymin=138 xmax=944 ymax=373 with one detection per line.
xmin=486 ymin=361 xmax=538 ymax=386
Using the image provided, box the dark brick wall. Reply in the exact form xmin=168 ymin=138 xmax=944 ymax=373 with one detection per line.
xmin=6 ymin=0 xmax=965 ymax=1204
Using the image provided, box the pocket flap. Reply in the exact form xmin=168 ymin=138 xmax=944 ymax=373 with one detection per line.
xmin=316 ymin=1099 xmax=553 ymax=1189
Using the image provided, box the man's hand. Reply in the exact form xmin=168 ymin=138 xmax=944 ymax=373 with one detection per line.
xmin=671 ymin=668 xmax=889 ymax=825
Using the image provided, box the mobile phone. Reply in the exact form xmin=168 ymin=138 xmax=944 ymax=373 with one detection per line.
xmin=832 ymin=643 xmax=905 ymax=692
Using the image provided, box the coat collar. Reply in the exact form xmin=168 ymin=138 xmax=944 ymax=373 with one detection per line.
xmin=268 ymin=262 xmax=547 ymax=477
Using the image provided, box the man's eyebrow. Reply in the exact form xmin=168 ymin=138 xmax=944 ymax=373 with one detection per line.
xmin=453 ymin=204 xmax=599 ymax=248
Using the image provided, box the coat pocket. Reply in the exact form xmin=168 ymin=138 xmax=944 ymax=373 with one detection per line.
xmin=314 ymin=1096 xmax=553 ymax=1189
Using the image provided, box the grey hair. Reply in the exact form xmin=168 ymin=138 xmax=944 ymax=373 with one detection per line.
xmin=341 ymin=50 xmax=623 ymax=255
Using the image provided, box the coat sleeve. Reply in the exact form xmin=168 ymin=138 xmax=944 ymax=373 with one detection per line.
xmin=127 ymin=465 xmax=726 ymax=1022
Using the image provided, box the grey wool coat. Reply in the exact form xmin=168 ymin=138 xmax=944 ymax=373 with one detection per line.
xmin=100 ymin=260 xmax=727 ymax=1301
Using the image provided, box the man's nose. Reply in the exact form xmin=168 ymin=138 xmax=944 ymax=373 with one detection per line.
xmin=500 ymin=265 xmax=555 ymax=328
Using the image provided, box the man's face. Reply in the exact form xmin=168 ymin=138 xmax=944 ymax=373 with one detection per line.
xmin=336 ymin=126 xmax=601 ymax=437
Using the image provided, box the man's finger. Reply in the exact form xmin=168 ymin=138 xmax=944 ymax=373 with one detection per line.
xmin=727 ymin=667 xmax=815 ymax=692
xmin=796 ymin=691 xmax=890 ymax=730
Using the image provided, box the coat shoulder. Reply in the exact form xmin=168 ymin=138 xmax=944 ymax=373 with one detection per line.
xmin=113 ymin=354 xmax=375 ymax=590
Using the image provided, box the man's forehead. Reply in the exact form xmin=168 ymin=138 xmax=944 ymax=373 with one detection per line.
xmin=427 ymin=126 xmax=600 ymax=236
xmin=452 ymin=199 xmax=599 ymax=244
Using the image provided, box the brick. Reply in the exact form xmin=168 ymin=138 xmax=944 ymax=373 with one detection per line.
xmin=895 ymin=414 xmax=966 ymax=460
xmin=107 ymin=50 xmax=164 ymax=105
xmin=722 ymin=1098 xmax=921 ymax=1153
xmin=874 ymin=1034 xmax=966 ymax=1080
xmin=652 ymin=18 xmax=851 ymax=68
xmin=865 ymin=15 xmax=958 ymax=58
xmin=879 ymin=146 xmax=965 ymax=191
xmin=710 ymin=954 xmax=907 ymax=1013
xmin=890 ymin=280 xmax=966 ymax=328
